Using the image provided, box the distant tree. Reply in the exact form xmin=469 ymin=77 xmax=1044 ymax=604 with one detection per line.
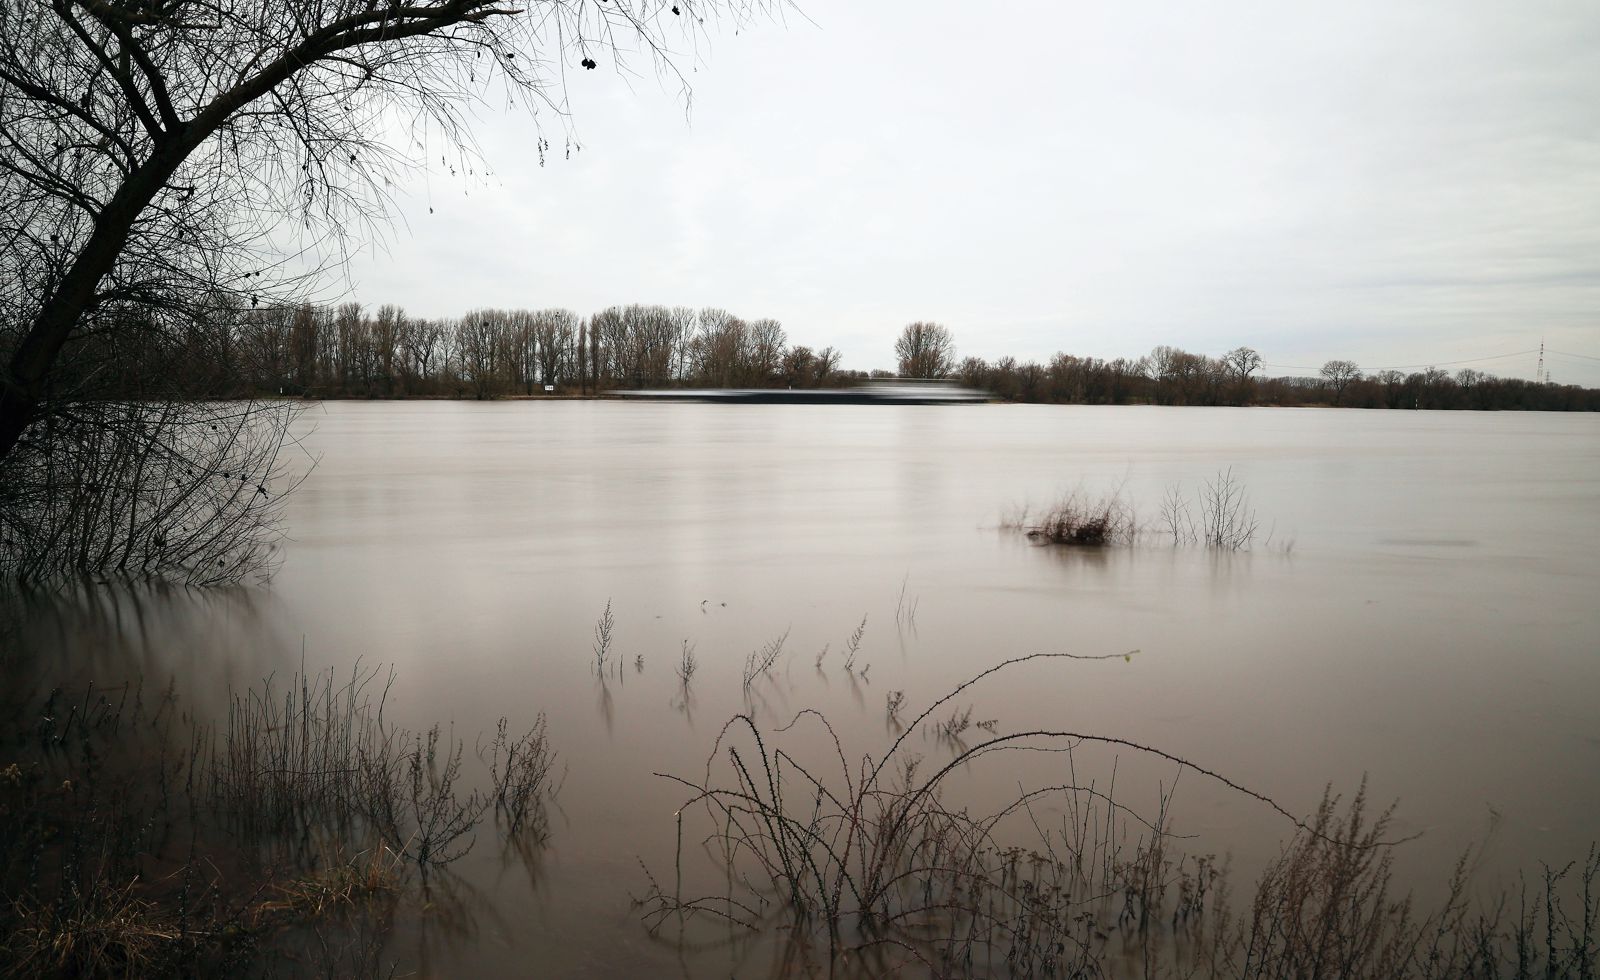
xmin=747 ymin=318 xmax=788 ymax=385
xmin=576 ymin=319 xmax=588 ymax=396
xmin=1375 ymin=369 xmax=1406 ymax=409
xmin=458 ymin=315 xmax=500 ymax=400
xmin=895 ymin=322 xmax=956 ymax=379
xmin=589 ymin=312 xmax=601 ymax=393
xmin=991 ymin=356 xmax=1020 ymax=400
xmin=693 ymin=308 xmax=749 ymax=387
xmin=814 ymin=346 xmax=843 ymax=385
xmin=776 ymin=343 xmax=842 ymax=388
xmin=532 ymin=309 xmax=577 ymax=389
xmin=1145 ymin=346 xmax=1181 ymax=404
xmin=632 ymin=305 xmax=680 ymax=387
xmin=1416 ymin=366 xmax=1454 ymax=409
xmin=1319 ymin=359 xmax=1363 ymax=406
xmin=1046 ymin=353 xmax=1083 ymax=403
xmin=240 ymin=303 xmax=294 ymax=393
xmin=1198 ymin=355 xmax=1229 ymax=406
xmin=504 ymin=309 xmax=537 ymax=394
xmin=1106 ymin=357 xmax=1141 ymax=404
xmin=668 ymin=306 xmax=698 ymax=382
xmin=1222 ymin=347 xmax=1262 ymax=405
xmin=289 ymin=302 xmax=323 ymax=393
xmin=1145 ymin=345 xmax=1208 ymax=404
xmin=372 ymin=305 xmax=405 ymax=396
xmin=1456 ymin=368 xmax=1497 ymax=411
xmin=957 ymin=356 xmax=990 ymax=391
xmin=1017 ymin=360 xmax=1045 ymax=401
xmin=591 ymin=307 xmax=627 ymax=386
xmin=1223 ymin=347 xmax=1263 ymax=379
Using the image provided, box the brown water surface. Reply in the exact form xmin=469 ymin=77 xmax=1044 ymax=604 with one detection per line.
xmin=14 ymin=402 xmax=1600 ymax=976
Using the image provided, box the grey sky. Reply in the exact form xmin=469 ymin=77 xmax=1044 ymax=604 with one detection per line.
xmin=342 ymin=0 xmax=1600 ymax=385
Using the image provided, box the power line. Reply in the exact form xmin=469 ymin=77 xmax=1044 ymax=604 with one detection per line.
xmin=1548 ymin=349 xmax=1600 ymax=363
xmin=1370 ymin=349 xmax=1539 ymax=371
xmin=1263 ymin=349 xmax=1539 ymax=373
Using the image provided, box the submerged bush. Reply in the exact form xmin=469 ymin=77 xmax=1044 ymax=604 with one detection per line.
xmin=1012 ymin=489 xmax=1137 ymax=546
xmin=1013 ymin=470 xmax=1263 ymax=551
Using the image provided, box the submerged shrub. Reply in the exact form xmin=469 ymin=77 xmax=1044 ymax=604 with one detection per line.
xmin=1014 ymin=488 xmax=1136 ymax=546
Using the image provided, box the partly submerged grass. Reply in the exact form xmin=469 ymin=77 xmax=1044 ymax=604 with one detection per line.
xmin=1011 ymin=488 xmax=1138 ymax=547
xmin=641 ymin=654 xmax=1599 ymax=978
xmin=1014 ymin=470 xmax=1263 ymax=551
xmin=0 ymin=665 xmax=557 ymax=979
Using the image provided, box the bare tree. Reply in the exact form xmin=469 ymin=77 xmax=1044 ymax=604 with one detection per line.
xmin=588 ymin=310 xmax=601 ymax=393
xmin=372 ymin=305 xmax=405 ymax=396
xmin=1144 ymin=345 xmax=1182 ymax=404
xmin=576 ymin=319 xmax=588 ymax=396
xmin=629 ymin=305 xmax=678 ymax=387
xmin=747 ymin=317 xmax=787 ymax=385
xmin=1320 ymin=359 xmax=1362 ymax=406
xmin=532 ymin=308 xmax=578 ymax=389
xmin=1374 ymin=369 xmax=1405 ymax=409
xmin=0 ymin=1 xmax=783 ymax=582
xmin=457 ymin=312 xmax=502 ymax=400
xmin=591 ymin=306 xmax=628 ymax=387
xmin=239 ymin=303 xmax=294 ymax=393
xmin=0 ymin=0 xmax=783 ymax=461
xmin=668 ymin=306 xmax=697 ymax=382
xmin=693 ymin=308 xmax=749 ymax=387
xmin=1222 ymin=346 xmax=1262 ymax=405
xmin=1223 ymin=347 xmax=1262 ymax=380
xmin=288 ymin=302 xmax=322 ymax=393
xmin=894 ymin=322 xmax=956 ymax=379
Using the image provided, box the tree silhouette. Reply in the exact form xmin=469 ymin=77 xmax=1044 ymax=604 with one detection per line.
xmin=0 ymin=0 xmax=777 ymax=467
xmin=894 ymin=321 xmax=956 ymax=379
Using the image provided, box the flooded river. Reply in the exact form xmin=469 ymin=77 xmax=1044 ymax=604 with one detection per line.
xmin=12 ymin=402 xmax=1600 ymax=976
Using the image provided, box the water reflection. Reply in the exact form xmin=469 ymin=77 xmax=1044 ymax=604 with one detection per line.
xmin=2 ymin=580 xmax=294 ymax=709
xmin=669 ymin=682 xmax=698 ymax=727
xmin=410 ymin=868 xmax=503 ymax=974
xmin=595 ymin=677 xmax=616 ymax=737
xmin=9 ymin=403 xmax=1599 ymax=978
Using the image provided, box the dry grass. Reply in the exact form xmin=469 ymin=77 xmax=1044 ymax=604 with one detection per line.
xmin=4 ymin=880 xmax=194 ymax=979
xmin=256 ymin=845 xmax=404 ymax=920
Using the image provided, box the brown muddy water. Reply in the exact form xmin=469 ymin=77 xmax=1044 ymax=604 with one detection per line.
xmin=11 ymin=402 xmax=1600 ymax=976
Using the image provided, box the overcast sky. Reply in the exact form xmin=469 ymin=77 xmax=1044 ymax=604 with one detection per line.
xmin=341 ymin=0 xmax=1600 ymax=385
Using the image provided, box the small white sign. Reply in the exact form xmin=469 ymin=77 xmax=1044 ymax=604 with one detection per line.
xmin=544 ymin=384 xmax=555 ymax=393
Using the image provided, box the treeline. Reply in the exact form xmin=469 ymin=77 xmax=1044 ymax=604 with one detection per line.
xmin=951 ymin=346 xmax=1600 ymax=412
xmin=106 ymin=299 xmax=848 ymax=399
xmin=67 ymin=300 xmax=1599 ymax=411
